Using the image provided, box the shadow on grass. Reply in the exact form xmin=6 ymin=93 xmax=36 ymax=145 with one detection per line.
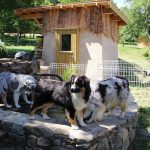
xmin=129 ymin=107 xmax=150 ymax=150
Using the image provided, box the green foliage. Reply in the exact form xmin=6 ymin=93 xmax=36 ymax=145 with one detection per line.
xmin=62 ymin=67 xmax=76 ymax=81
xmin=119 ymin=0 xmax=150 ymax=43
xmin=143 ymin=46 xmax=150 ymax=59
xmin=0 ymin=0 xmax=50 ymax=38
xmin=0 ymin=40 xmax=7 ymax=58
xmin=60 ymin=0 xmax=81 ymax=4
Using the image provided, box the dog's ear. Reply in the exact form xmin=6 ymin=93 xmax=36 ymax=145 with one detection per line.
xmin=82 ymin=76 xmax=90 ymax=85
xmin=70 ymin=74 xmax=78 ymax=82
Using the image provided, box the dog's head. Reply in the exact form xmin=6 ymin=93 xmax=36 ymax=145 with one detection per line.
xmin=22 ymin=77 xmax=37 ymax=94
xmin=69 ymin=75 xmax=91 ymax=102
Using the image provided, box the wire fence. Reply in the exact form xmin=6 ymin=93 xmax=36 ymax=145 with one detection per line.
xmin=50 ymin=60 xmax=150 ymax=87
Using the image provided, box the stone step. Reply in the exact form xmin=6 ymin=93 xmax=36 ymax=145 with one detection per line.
xmin=0 ymin=129 xmax=6 ymax=138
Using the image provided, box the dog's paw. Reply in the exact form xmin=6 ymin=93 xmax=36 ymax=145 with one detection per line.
xmin=71 ymin=125 xmax=79 ymax=130
xmin=15 ymin=105 xmax=21 ymax=108
xmin=6 ymin=104 xmax=12 ymax=108
xmin=42 ymin=114 xmax=50 ymax=120
xmin=80 ymin=123 xmax=87 ymax=127
xmin=26 ymin=100 xmax=32 ymax=105
xmin=29 ymin=116 xmax=35 ymax=120
xmin=85 ymin=120 xmax=93 ymax=124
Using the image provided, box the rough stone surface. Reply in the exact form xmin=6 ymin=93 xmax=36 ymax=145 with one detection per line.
xmin=0 ymin=58 xmax=40 ymax=74
xmin=0 ymin=101 xmax=138 ymax=150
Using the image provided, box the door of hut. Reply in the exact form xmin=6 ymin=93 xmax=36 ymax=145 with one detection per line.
xmin=55 ymin=28 xmax=79 ymax=64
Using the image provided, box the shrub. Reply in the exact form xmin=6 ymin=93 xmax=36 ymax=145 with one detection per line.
xmin=143 ymin=46 xmax=150 ymax=58
xmin=0 ymin=40 xmax=7 ymax=58
xmin=62 ymin=67 xmax=76 ymax=81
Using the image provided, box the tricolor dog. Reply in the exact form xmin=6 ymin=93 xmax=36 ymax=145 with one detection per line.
xmin=30 ymin=75 xmax=91 ymax=129
xmin=84 ymin=76 xmax=133 ymax=123
xmin=0 ymin=72 xmax=36 ymax=108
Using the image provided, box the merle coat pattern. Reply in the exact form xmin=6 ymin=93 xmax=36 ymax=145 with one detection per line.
xmin=30 ymin=75 xmax=91 ymax=129
xmin=83 ymin=76 xmax=133 ymax=123
xmin=0 ymin=72 xmax=36 ymax=108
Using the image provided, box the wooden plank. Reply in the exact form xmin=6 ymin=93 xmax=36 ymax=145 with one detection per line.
xmin=111 ymin=15 xmax=121 ymax=21
xmin=21 ymin=13 xmax=44 ymax=19
xmin=102 ymin=8 xmax=113 ymax=14
xmin=110 ymin=0 xmax=128 ymax=24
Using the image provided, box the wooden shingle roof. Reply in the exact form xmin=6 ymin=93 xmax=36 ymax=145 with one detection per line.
xmin=15 ymin=1 xmax=128 ymax=25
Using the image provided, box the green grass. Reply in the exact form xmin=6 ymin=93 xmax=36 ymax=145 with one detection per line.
xmin=129 ymin=88 xmax=150 ymax=150
xmin=118 ymin=44 xmax=149 ymax=61
xmin=131 ymin=87 xmax=150 ymax=132
xmin=5 ymin=45 xmax=34 ymax=58
xmin=118 ymin=44 xmax=150 ymax=150
xmin=2 ymin=35 xmax=36 ymax=46
xmin=1 ymin=35 xmax=36 ymax=57
xmin=6 ymin=45 xmax=34 ymax=51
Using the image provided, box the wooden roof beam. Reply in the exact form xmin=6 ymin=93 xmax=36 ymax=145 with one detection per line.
xmin=102 ymin=8 xmax=113 ymax=14
xmin=82 ymin=4 xmax=89 ymax=10
xmin=33 ymin=18 xmax=42 ymax=27
xmin=95 ymin=2 xmax=100 ymax=8
xmin=111 ymin=15 xmax=121 ymax=21
xmin=110 ymin=0 xmax=128 ymax=24
xmin=21 ymin=13 xmax=44 ymax=19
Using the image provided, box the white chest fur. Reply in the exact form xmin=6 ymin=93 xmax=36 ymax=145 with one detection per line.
xmin=71 ymin=93 xmax=87 ymax=111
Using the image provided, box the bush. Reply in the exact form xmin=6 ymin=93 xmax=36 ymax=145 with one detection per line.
xmin=143 ymin=46 xmax=150 ymax=58
xmin=62 ymin=67 xmax=76 ymax=81
xmin=0 ymin=40 xmax=7 ymax=58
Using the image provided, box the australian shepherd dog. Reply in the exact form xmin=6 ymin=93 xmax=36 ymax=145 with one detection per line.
xmin=30 ymin=75 xmax=91 ymax=129
xmin=0 ymin=72 xmax=36 ymax=108
xmin=84 ymin=76 xmax=133 ymax=123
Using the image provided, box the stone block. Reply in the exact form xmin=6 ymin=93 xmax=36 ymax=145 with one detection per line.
xmin=37 ymin=137 xmax=50 ymax=147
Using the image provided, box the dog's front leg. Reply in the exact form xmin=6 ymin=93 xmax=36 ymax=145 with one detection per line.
xmin=13 ymin=92 xmax=21 ymax=108
xmin=1 ymin=94 xmax=12 ymax=108
xmin=77 ymin=110 xmax=87 ymax=127
xmin=22 ymin=93 xmax=32 ymax=104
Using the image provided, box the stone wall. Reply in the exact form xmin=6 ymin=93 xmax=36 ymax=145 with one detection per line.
xmin=0 ymin=58 xmax=40 ymax=74
xmin=0 ymin=101 xmax=138 ymax=150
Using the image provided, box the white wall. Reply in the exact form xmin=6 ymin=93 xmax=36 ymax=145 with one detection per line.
xmin=79 ymin=31 xmax=103 ymax=64
xmin=42 ymin=32 xmax=55 ymax=65
xmin=102 ymin=34 xmax=118 ymax=60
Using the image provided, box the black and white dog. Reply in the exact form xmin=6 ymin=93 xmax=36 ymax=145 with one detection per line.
xmin=0 ymin=72 xmax=36 ymax=108
xmin=84 ymin=76 xmax=133 ymax=123
xmin=30 ymin=75 xmax=91 ymax=129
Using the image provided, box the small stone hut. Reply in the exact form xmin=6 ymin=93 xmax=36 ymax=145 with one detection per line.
xmin=138 ymin=35 xmax=150 ymax=48
xmin=15 ymin=0 xmax=127 ymax=66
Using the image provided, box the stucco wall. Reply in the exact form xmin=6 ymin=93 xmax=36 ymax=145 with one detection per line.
xmin=43 ymin=32 xmax=55 ymax=65
xmin=42 ymin=31 xmax=118 ymax=65
xmin=102 ymin=34 xmax=118 ymax=60
xmin=79 ymin=31 xmax=103 ymax=64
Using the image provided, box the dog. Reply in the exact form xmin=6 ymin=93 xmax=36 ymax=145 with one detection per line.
xmin=0 ymin=72 xmax=37 ymax=108
xmin=15 ymin=51 xmax=34 ymax=60
xmin=30 ymin=75 xmax=91 ymax=129
xmin=83 ymin=76 xmax=133 ymax=123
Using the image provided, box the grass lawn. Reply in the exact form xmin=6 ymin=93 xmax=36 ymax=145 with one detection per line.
xmin=6 ymin=45 xmax=34 ymax=51
xmin=129 ymin=87 xmax=150 ymax=150
xmin=118 ymin=44 xmax=150 ymax=150
xmin=5 ymin=45 xmax=35 ymax=58
xmin=118 ymin=44 xmax=149 ymax=61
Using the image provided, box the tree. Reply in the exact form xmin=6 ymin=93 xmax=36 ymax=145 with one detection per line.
xmin=119 ymin=0 xmax=150 ymax=43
